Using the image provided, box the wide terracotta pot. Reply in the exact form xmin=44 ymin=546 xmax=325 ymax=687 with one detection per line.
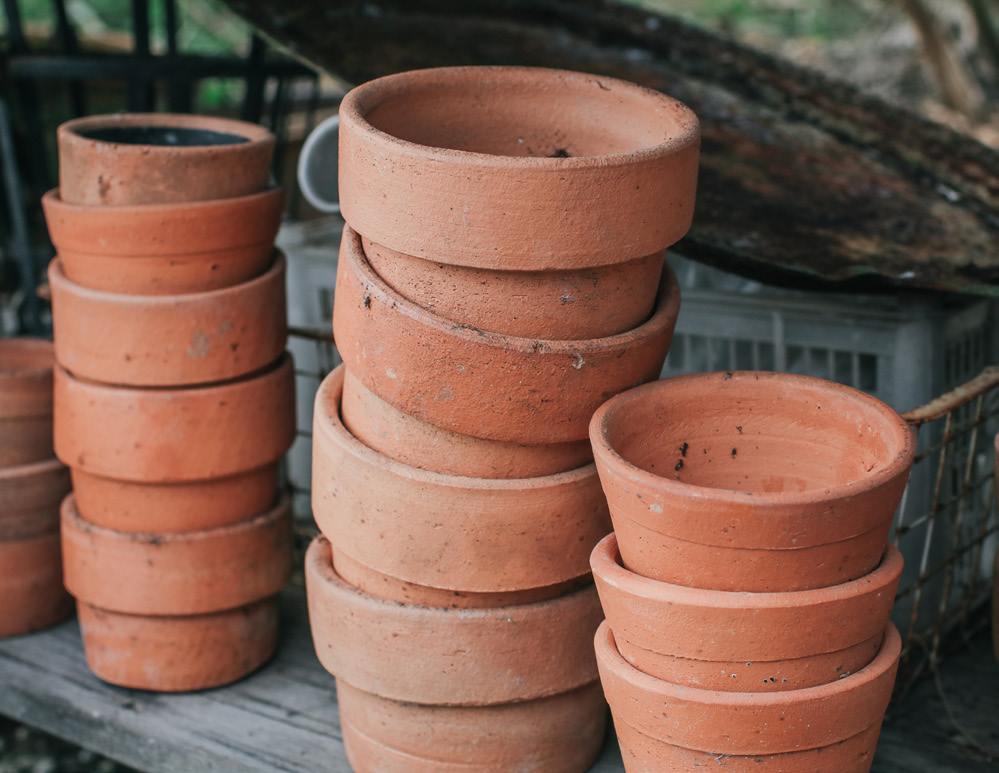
xmin=58 ymin=113 xmax=274 ymax=206
xmin=313 ymin=366 xmax=610 ymax=594
xmin=338 ymin=679 xmax=606 ymax=773
xmin=54 ymin=354 xmax=295 ymax=483
xmin=592 ymin=533 xmax=902 ymax=691
xmin=0 ymin=531 xmax=73 ymax=638
xmin=41 ymin=187 xmax=283 ymax=295
xmin=341 ymin=366 xmax=592 ymax=479
xmin=306 ymin=536 xmax=602 ymax=705
xmin=590 ymin=371 xmax=915 ymax=592
xmin=596 ymin=621 xmax=901 ymax=771
xmin=335 ymin=226 xmax=680 ymax=444
xmin=338 ymin=66 xmax=700 ymax=270
xmin=61 ymin=494 xmax=292 ymax=616
xmin=0 ymin=338 xmax=55 ymax=466
xmin=363 ymin=236 xmax=666 ymax=341
xmin=77 ymin=597 xmax=278 ymax=691
xmin=49 ymin=254 xmax=287 ymax=386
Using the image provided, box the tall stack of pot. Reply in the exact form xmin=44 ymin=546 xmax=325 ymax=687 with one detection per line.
xmin=589 ymin=371 xmax=917 ymax=771
xmin=44 ymin=114 xmax=296 ymax=692
xmin=304 ymin=66 xmax=699 ymax=770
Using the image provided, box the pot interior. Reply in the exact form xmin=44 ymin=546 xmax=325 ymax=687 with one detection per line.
xmin=604 ymin=374 xmax=907 ymax=495
xmin=76 ymin=126 xmax=249 ymax=147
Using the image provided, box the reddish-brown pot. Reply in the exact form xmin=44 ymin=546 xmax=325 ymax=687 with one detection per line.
xmin=592 ymin=533 xmax=902 ymax=691
xmin=54 ymin=354 xmax=295 ymax=482
xmin=338 ymin=66 xmax=699 ymax=270
xmin=313 ymin=366 xmax=610 ymax=594
xmin=335 ymin=226 xmax=680 ymax=444
xmin=41 ymin=187 xmax=283 ymax=295
xmin=77 ymin=597 xmax=278 ymax=691
xmin=306 ymin=536 xmax=602 ymax=705
xmin=590 ymin=371 xmax=915 ymax=592
xmin=596 ymin=621 xmax=900 ymax=769
xmin=0 ymin=457 xmax=71 ymax=541
xmin=0 ymin=531 xmax=73 ymax=638
xmin=337 ymin=679 xmax=606 ymax=772
xmin=49 ymin=254 xmax=287 ymax=386
xmin=0 ymin=338 xmax=55 ymax=466
xmin=61 ymin=494 xmax=292 ymax=616
xmin=341 ymin=367 xmax=592 ymax=479
xmin=363 ymin=236 xmax=665 ymax=341
xmin=58 ymin=113 xmax=274 ymax=206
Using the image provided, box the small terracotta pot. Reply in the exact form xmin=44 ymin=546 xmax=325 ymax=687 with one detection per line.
xmin=70 ymin=464 xmax=279 ymax=533
xmin=306 ymin=536 xmax=602 ymax=705
xmin=0 ymin=532 xmax=73 ymax=638
xmin=49 ymin=254 xmax=288 ymax=386
xmin=592 ymin=533 xmax=902 ymax=691
xmin=334 ymin=226 xmax=680 ymax=444
xmin=590 ymin=371 xmax=915 ymax=592
xmin=58 ymin=113 xmax=275 ymax=206
xmin=338 ymin=66 xmax=699 ymax=270
xmin=341 ymin=366 xmax=592 ymax=479
xmin=61 ymin=494 xmax=292 ymax=616
xmin=0 ymin=338 xmax=55 ymax=466
xmin=0 ymin=457 xmax=71 ymax=540
xmin=42 ymin=187 xmax=283 ymax=295
xmin=363 ymin=236 xmax=665 ymax=341
xmin=314 ymin=366 xmax=611 ymax=593
xmin=77 ymin=597 xmax=278 ymax=691
xmin=596 ymin=621 xmax=900 ymax=764
xmin=338 ymin=679 xmax=606 ymax=772
xmin=54 ymin=354 xmax=295 ymax=482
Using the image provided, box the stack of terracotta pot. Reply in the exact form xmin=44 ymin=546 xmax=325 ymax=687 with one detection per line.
xmin=305 ymin=66 xmax=699 ymax=770
xmin=589 ymin=371 xmax=917 ymax=771
xmin=43 ymin=113 xmax=296 ymax=692
xmin=0 ymin=338 xmax=73 ymax=638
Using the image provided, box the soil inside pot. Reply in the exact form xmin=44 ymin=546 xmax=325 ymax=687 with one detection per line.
xmin=76 ymin=126 xmax=250 ymax=147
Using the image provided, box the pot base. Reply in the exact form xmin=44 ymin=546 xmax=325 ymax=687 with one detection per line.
xmin=0 ymin=532 xmax=73 ymax=638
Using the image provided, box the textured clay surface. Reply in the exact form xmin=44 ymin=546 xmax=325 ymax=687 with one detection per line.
xmin=590 ymin=371 xmax=915 ymax=591
xmin=0 ymin=531 xmax=73 ymax=638
xmin=49 ymin=255 xmax=288 ymax=386
xmin=54 ymin=354 xmax=296 ymax=482
xmin=0 ymin=338 xmax=55 ymax=466
xmin=363 ymin=235 xmax=666 ymax=340
xmin=58 ymin=113 xmax=274 ymax=206
xmin=61 ymin=494 xmax=292 ymax=616
xmin=334 ymin=226 xmax=680 ymax=444
xmin=339 ymin=66 xmax=699 ymax=269
xmin=77 ymin=597 xmax=278 ymax=692
xmin=0 ymin=458 xmax=71 ymax=541
xmin=41 ymin=187 xmax=282 ymax=294
xmin=338 ymin=679 xmax=606 ymax=771
xmin=313 ymin=366 xmax=611 ymax=593
xmin=305 ymin=536 xmax=602 ymax=705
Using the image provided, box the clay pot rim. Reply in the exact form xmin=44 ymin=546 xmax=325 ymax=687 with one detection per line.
xmin=43 ymin=185 xmax=282 ymax=217
xmin=590 ymin=370 xmax=916 ymax=507
xmin=341 ymin=65 xmax=700 ymax=169
xmin=0 ymin=338 xmax=54 ymax=380
xmin=58 ymin=112 xmax=274 ymax=151
xmin=0 ymin=456 xmax=64 ymax=483
xmin=596 ymin=619 xmax=901 ymax=707
xmin=591 ymin=532 xmax=903 ymax=610
xmin=48 ymin=251 xmax=285 ymax=304
xmin=318 ymin=365 xmax=599 ymax=492
xmin=344 ymin=226 xmax=681 ymax=353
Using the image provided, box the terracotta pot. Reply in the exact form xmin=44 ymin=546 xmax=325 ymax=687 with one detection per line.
xmin=341 ymin=366 xmax=592 ymax=478
xmin=77 ymin=597 xmax=278 ymax=691
xmin=338 ymin=66 xmax=700 ymax=270
xmin=62 ymin=494 xmax=292 ymax=616
xmin=49 ymin=254 xmax=288 ymax=386
xmin=0 ymin=457 xmax=71 ymax=540
xmin=338 ymin=679 xmax=606 ymax=772
xmin=0 ymin=338 xmax=55 ymax=466
xmin=0 ymin=531 xmax=73 ymax=637
xmin=363 ymin=236 xmax=665 ymax=341
xmin=314 ymin=366 xmax=610 ymax=593
xmin=41 ymin=187 xmax=283 ymax=295
xmin=306 ymin=536 xmax=602 ymax=705
xmin=70 ymin=464 xmax=279 ymax=533
xmin=58 ymin=113 xmax=274 ymax=206
xmin=592 ymin=533 xmax=902 ymax=691
xmin=596 ymin=621 xmax=900 ymax=766
xmin=334 ymin=226 xmax=680 ymax=444
xmin=54 ymin=354 xmax=295 ymax=482
xmin=590 ymin=371 xmax=915 ymax=592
